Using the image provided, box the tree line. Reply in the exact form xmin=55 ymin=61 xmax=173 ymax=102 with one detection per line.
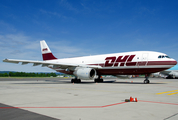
xmin=0 ymin=72 xmax=57 ymax=77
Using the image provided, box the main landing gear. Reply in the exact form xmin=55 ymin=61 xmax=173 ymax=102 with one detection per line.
xmin=144 ymin=74 xmax=150 ymax=84
xmin=71 ymin=77 xmax=81 ymax=83
xmin=94 ymin=75 xmax=103 ymax=83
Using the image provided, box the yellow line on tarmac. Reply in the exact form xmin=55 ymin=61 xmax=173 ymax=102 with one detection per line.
xmin=167 ymin=92 xmax=178 ymax=95
xmin=156 ymin=90 xmax=178 ymax=95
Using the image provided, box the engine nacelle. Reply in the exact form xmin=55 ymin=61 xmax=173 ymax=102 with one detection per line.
xmin=172 ymin=73 xmax=178 ymax=78
xmin=73 ymin=67 xmax=96 ymax=80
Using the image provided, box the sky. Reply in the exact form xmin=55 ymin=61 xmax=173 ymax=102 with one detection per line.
xmin=0 ymin=0 xmax=178 ymax=72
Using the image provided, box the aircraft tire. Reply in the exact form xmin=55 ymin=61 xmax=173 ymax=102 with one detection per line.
xmin=144 ymin=80 xmax=150 ymax=84
xmin=71 ymin=79 xmax=81 ymax=83
xmin=94 ymin=79 xmax=103 ymax=83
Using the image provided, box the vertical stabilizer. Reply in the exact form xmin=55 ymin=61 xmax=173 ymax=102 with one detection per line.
xmin=40 ymin=40 xmax=57 ymax=61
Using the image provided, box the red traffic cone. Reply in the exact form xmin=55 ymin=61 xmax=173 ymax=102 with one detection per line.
xmin=135 ymin=98 xmax=138 ymax=102
xmin=130 ymin=97 xmax=133 ymax=102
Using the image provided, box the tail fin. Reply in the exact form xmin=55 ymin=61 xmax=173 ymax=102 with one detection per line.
xmin=40 ymin=40 xmax=57 ymax=61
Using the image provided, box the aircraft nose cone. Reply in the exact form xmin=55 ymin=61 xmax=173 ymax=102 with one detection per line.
xmin=172 ymin=60 xmax=177 ymax=65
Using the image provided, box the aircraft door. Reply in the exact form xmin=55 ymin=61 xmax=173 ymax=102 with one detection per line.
xmin=138 ymin=53 xmax=148 ymax=66
xmin=142 ymin=53 xmax=148 ymax=61
xmin=142 ymin=53 xmax=148 ymax=66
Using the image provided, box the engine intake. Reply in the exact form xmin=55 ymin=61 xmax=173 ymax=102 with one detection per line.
xmin=73 ymin=67 xmax=96 ymax=80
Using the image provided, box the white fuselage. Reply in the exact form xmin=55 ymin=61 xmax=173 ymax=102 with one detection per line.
xmin=46 ymin=51 xmax=177 ymax=75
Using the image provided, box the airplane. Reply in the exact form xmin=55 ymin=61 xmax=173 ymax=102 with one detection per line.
xmin=162 ymin=65 xmax=178 ymax=79
xmin=3 ymin=40 xmax=177 ymax=84
xmin=152 ymin=65 xmax=178 ymax=79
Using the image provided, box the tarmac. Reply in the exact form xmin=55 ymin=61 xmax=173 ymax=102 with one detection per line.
xmin=0 ymin=77 xmax=178 ymax=120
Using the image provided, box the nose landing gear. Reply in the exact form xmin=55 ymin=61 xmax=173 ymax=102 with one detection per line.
xmin=144 ymin=74 xmax=150 ymax=84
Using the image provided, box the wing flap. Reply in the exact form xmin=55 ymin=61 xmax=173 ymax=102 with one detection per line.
xmin=42 ymin=64 xmax=50 ymax=67
xmin=33 ymin=63 xmax=42 ymax=66
xmin=22 ymin=62 xmax=29 ymax=65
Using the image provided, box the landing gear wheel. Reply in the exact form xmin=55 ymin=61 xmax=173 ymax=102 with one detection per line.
xmin=94 ymin=75 xmax=103 ymax=83
xmin=71 ymin=79 xmax=81 ymax=83
xmin=144 ymin=80 xmax=150 ymax=84
xmin=144 ymin=74 xmax=150 ymax=84
xmin=94 ymin=79 xmax=103 ymax=83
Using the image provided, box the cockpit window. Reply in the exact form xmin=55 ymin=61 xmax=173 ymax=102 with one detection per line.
xmin=158 ymin=55 xmax=171 ymax=58
xmin=158 ymin=55 xmax=161 ymax=58
xmin=165 ymin=56 xmax=170 ymax=58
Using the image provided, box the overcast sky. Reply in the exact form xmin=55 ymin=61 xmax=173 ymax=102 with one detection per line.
xmin=0 ymin=0 xmax=178 ymax=72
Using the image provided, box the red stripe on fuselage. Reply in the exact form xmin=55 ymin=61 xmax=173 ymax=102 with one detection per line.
xmin=88 ymin=61 xmax=177 ymax=67
xmin=147 ymin=61 xmax=177 ymax=65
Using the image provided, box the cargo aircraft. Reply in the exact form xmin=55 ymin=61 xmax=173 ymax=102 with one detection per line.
xmin=3 ymin=40 xmax=177 ymax=83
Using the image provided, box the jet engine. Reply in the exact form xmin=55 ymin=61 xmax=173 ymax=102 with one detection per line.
xmin=172 ymin=72 xmax=178 ymax=78
xmin=166 ymin=72 xmax=178 ymax=79
xmin=73 ymin=67 xmax=96 ymax=80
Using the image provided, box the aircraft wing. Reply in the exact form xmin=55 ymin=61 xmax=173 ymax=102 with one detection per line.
xmin=160 ymin=70 xmax=178 ymax=79
xmin=3 ymin=59 xmax=102 ymax=69
xmin=160 ymin=70 xmax=172 ymax=75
